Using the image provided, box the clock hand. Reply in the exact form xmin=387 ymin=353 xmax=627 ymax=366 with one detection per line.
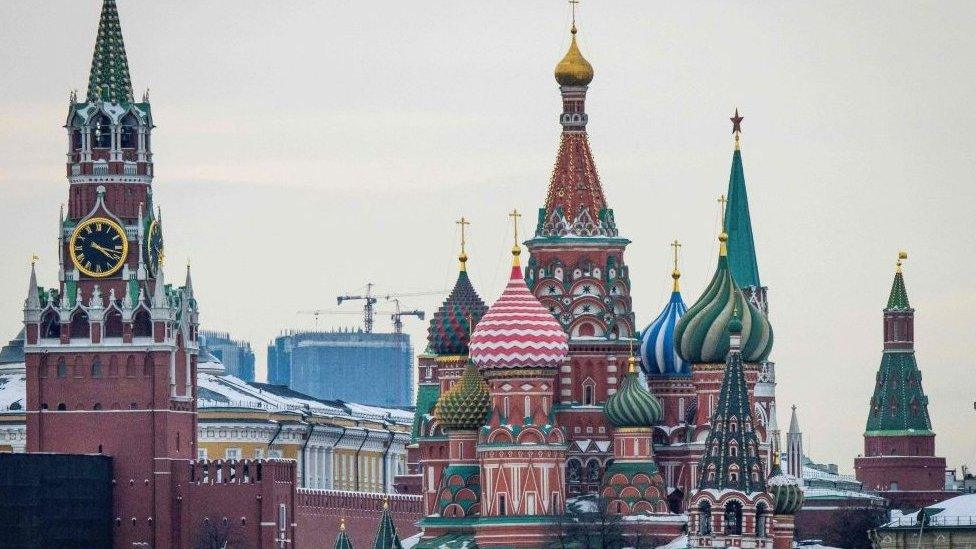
xmin=91 ymin=243 xmax=121 ymax=260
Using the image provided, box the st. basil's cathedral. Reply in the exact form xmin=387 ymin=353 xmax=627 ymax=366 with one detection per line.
xmin=3 ymin=2 xmax=961 ymax=548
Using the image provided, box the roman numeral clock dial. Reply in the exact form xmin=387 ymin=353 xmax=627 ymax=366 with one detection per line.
xmin=69 ymin=217 xmax=129 ymax=277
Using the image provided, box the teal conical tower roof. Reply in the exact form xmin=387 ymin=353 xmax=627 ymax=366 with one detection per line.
xmin=866 ymin=258 xmax=933 ymax=436
xmin=86 ymin=0 xmax=134 ymax=103
xmin=725 ymin=110 xmax=761 ymax=288
xmin=372 ymin=500 xmax=403 ymax=549
xmin=697 ymin=316 xmax=766 ymax=493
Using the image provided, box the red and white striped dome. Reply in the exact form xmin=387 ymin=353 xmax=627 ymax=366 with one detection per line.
xmin=470 ymin=261 xmax=569 ymax=371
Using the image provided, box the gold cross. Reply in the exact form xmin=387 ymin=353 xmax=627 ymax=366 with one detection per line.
xmin=30 ymin=254 xmax=39 ymax=266
xmin=569 ymin=0 xmax=580 ymax=27
xmin=509 ymin=209 xmax=521 ymax=247
xmin=718 ymin=194 xmax=728 ymax=229
xmin=456 ymin=216 xmax=470 ymax=255
xmin=670 ymin=240 xmax=681 ymax=270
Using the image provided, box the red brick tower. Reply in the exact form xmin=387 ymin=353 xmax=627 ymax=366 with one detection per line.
xmin=22 ymin=2 xmax=199 ymax=547
xmin=854 ymin=253 xmax=951 ymax=510
xmin=524 ymin=21 xmax=634 ymax=496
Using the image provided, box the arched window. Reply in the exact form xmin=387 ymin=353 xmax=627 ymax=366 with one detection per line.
xmin=133 ymin=309 xmax=152 ymax=338
xmin=585 ymin=459 xmax=602 ymax=484
xmin=724 ymin=500 xmax=743 ymax=535
xmin=698 ymin=501 xmax=712 ymax=534
xmin=578 ymin=323 xmax=595 ymax=337
xmin=567 ymin=460 xmax=583 ymax=484
xmin=125 ymin=356 xmax=136 ymax=377
xmin=56 ymin=358 xmax=67 ymax=378
xmin=755 ymin=502 xmax=768 ymax=537
xmin=41 ymin=310 xmax=61 ymax=339
xmin=93 ymin=114 xmax=112 ymax=148
xmin=70 ymin=310 xmax=90 ymax=339
xmin=120 ymin=113 xmax=138 ymax=149
xmin=91 ymin=357 xmax=102 ymax=378
xmin=143 ymin=356 xmax=152 ymax=377
xmin=104 ymin=308 xmax=123 ymax=338
xmin=71 ymin=128 xmax=83 ymax=151
xmin=582 ymin=380 xmax=596 ymax=406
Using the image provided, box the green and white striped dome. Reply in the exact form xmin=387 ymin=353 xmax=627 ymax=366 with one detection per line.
xmin=674 ymin=234 xmax=773 ymax=364
xmin=768 ymin=472 xmax=804 ymax=515
xmin=604 ymin=358 xmax=662 ymax=428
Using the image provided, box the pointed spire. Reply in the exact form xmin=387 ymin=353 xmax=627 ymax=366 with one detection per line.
xmin=887 ymin=251 xmax=910 ymax=310
xmin=333 ymin=518 xmax=353 ymax=549
xmin=25 ymin=257 xmax=41 ymax=310
xmin=184 ymin=262 xmax=194 ymax=297
xmin=788 ymin=404 xmax=800 ymax=434
xmin=724 ymin=109 xmax=761 ymax=289
xmin=371 ymin=498 xmax=403 ymax=549
xmin=86 ymin=0 xmax=134 ymax=103
xmin=696 ymin=318 xmax=766 ymax=493
xmin=153 ymin=261 xmax=167 ymax=307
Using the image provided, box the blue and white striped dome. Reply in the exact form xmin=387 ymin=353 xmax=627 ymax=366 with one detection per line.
xmin=640 ymin=289 xmax=690 ymax=377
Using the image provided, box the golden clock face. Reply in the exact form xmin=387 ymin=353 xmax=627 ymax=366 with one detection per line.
xmin=69 ymin=217 xmax=129 ymax=277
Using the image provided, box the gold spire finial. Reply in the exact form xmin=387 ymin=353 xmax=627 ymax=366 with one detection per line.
xmin=627 ymin=336 xmax=638 ymax=374
xmin=30 ymin=254 xmax=39 ymax=266
xmin=569 ymin=0 xmax=579 ymax=33
xmin=554 ymin=1 xmax=593 ymax=87
xmin=456 ymin=216 xmax=470 ymax=272
xmin=383 ymin=495 xmax=389 ymax=510
xmin=509 ymin=209 xmax=522 ymax=266
xmin=340 ymin=517 xmax=346 ymax=531
xmin=718 ymin=195 xmax=729 ymax=256
xmin=896 ymin=250 xmax=908 ymax=273
xmin=670 ymin=239 xmax=682 ymax=291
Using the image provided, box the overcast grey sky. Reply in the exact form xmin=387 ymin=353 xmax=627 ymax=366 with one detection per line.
xmin=0 ymin=1 xmax=974 ymax=473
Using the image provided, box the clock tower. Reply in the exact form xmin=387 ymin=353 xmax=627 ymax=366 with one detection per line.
xmin=22 ymin=2 xmax=199 ymax=547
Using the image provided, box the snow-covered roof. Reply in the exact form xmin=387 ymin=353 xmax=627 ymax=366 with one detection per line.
xmin=0 ymin=371 xmax=26 ymax=411
xmin=881 ymin=494 xmax=976 ymax=528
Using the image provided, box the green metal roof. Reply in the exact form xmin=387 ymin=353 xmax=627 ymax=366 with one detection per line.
xmin=86 ymin=0 xmax=134 ymax=103
xmin=865 ymin=351 xmax=933 ymax=435
xmin=411 ymin=384 xmax=440 ymax=442
xmin=725 ymin=149 xmax=761 ymax=288
xmin=886 ymin=271 xmax=911 ymax=310
xmin=372 ymin=504 xmax=403 ymax=549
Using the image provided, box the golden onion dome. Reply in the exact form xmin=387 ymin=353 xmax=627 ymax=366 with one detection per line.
xmin=554 ymin=26 xmax=594 ymax=87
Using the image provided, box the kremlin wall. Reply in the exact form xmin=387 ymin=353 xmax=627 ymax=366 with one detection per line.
xmin=0 ymin=2 xmax=967 ymax=548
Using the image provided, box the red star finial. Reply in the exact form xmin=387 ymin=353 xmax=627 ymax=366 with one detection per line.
xmin=730 ymin=108 xmax=744 ymax=134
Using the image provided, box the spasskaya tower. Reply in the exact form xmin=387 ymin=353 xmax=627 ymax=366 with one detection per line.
xmin=22 ymin=1 xmax=199 ymax=547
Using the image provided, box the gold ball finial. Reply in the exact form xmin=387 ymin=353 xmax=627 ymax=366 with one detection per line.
xmin=627 ymin=355 xmax=638 ymax=374
xmin=719 ymin=232 xmax=728 ymax=243
xmin=896 ymin=250 xmax=908 ymax=273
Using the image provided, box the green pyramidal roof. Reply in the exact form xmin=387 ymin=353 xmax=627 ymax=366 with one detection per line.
xmin=725 ymin=149 xmax=761 ymax=288
xmin=865 ymin=352 xmax=933 ymax=435
xmin=86 ymin=0 xmax=134 ymax=103
xmin=372 ymin=503 xmax=403 ymax=549
xmin=886 ymin=271 xmax=911 ymax=310
xmin=334 ymin=525 xmax=354 ymax=549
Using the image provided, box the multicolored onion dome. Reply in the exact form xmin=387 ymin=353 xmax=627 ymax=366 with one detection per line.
xmin=469 ymin=253 xmax=569 ymax=371
xmin=604 ymin=358 xmax=663 ymax=428
xmin=434 ymin=361 xmax=491 ymax=431
xmin=674 ymin=234 xmax=773 ymax=363
xmin=554 ymin=26 xmax=594 ymax=87
xmin=640 ymin=289 xmax=689 ymax=377
xmin=426 ymin=268 xmax=488 ymax=355
xmin=768 ymin=472 xmax=804 ymax=515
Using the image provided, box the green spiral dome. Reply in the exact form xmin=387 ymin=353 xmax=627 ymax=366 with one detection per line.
xmin=768 ymin=473 xmax=804 ymax=515
xmin=604 ymin=359 xmax=663 ymax=428
xmin=434 ymin=361 xmax=491 ymax=431
xmin=674 ymin=236 xmax=773 ymax=363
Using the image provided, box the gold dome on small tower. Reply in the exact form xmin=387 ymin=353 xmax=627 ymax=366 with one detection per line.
xmin=554 ymin=25 xmax=594 ymax=87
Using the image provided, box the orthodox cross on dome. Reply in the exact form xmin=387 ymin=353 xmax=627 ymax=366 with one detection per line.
xmin=671 ymin=239 xmax=682 ymax=291
xmin=569 ymin=0 xmax=580 ymax=30
xmin=718 ymin=194 xmax=728 ymax=227
xmin=731 ymin=108 xmax=744 ymax=150
xmin=456 ymin=216 xmax=470 ymax=271
xmin=509 ymin=209 xmax=522 ymax=255
xmin=30 ymin=253 xmax=39 ymax=266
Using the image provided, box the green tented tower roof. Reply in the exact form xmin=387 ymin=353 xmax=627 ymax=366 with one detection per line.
xmin=86 ymin=0 xmax=134 ymax=103
xmin=372 ymin=501 xmax=403 ymax=549
xmin=865 ymin=352 xmax=933 ymax=435
xmin=725 ymin=148 xmax=761 ymax=288
xmin=886 ymin=271 xmax=911 ymax=310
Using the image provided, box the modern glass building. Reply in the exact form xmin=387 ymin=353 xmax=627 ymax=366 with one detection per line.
xmin=267 ymin=330 xmax=413 ymax=407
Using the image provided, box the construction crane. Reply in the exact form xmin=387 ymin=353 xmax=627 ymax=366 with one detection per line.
xmin=336 ymin=283 xmax=379 ymax=333
xmin=388 ymin=298 xmax=425 ymax=334
xmin=332 ymin=284 xmax=444 ymax=333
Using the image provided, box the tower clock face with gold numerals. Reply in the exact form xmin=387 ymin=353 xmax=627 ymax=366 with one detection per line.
xmin=69 ymin=217 xmax=129 ymax=277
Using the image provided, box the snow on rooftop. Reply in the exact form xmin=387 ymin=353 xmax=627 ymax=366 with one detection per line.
xmin=882 ymin=493 xmax=976 ymax=528
xmin=0 ymin=371 xmax=26 ymax=411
